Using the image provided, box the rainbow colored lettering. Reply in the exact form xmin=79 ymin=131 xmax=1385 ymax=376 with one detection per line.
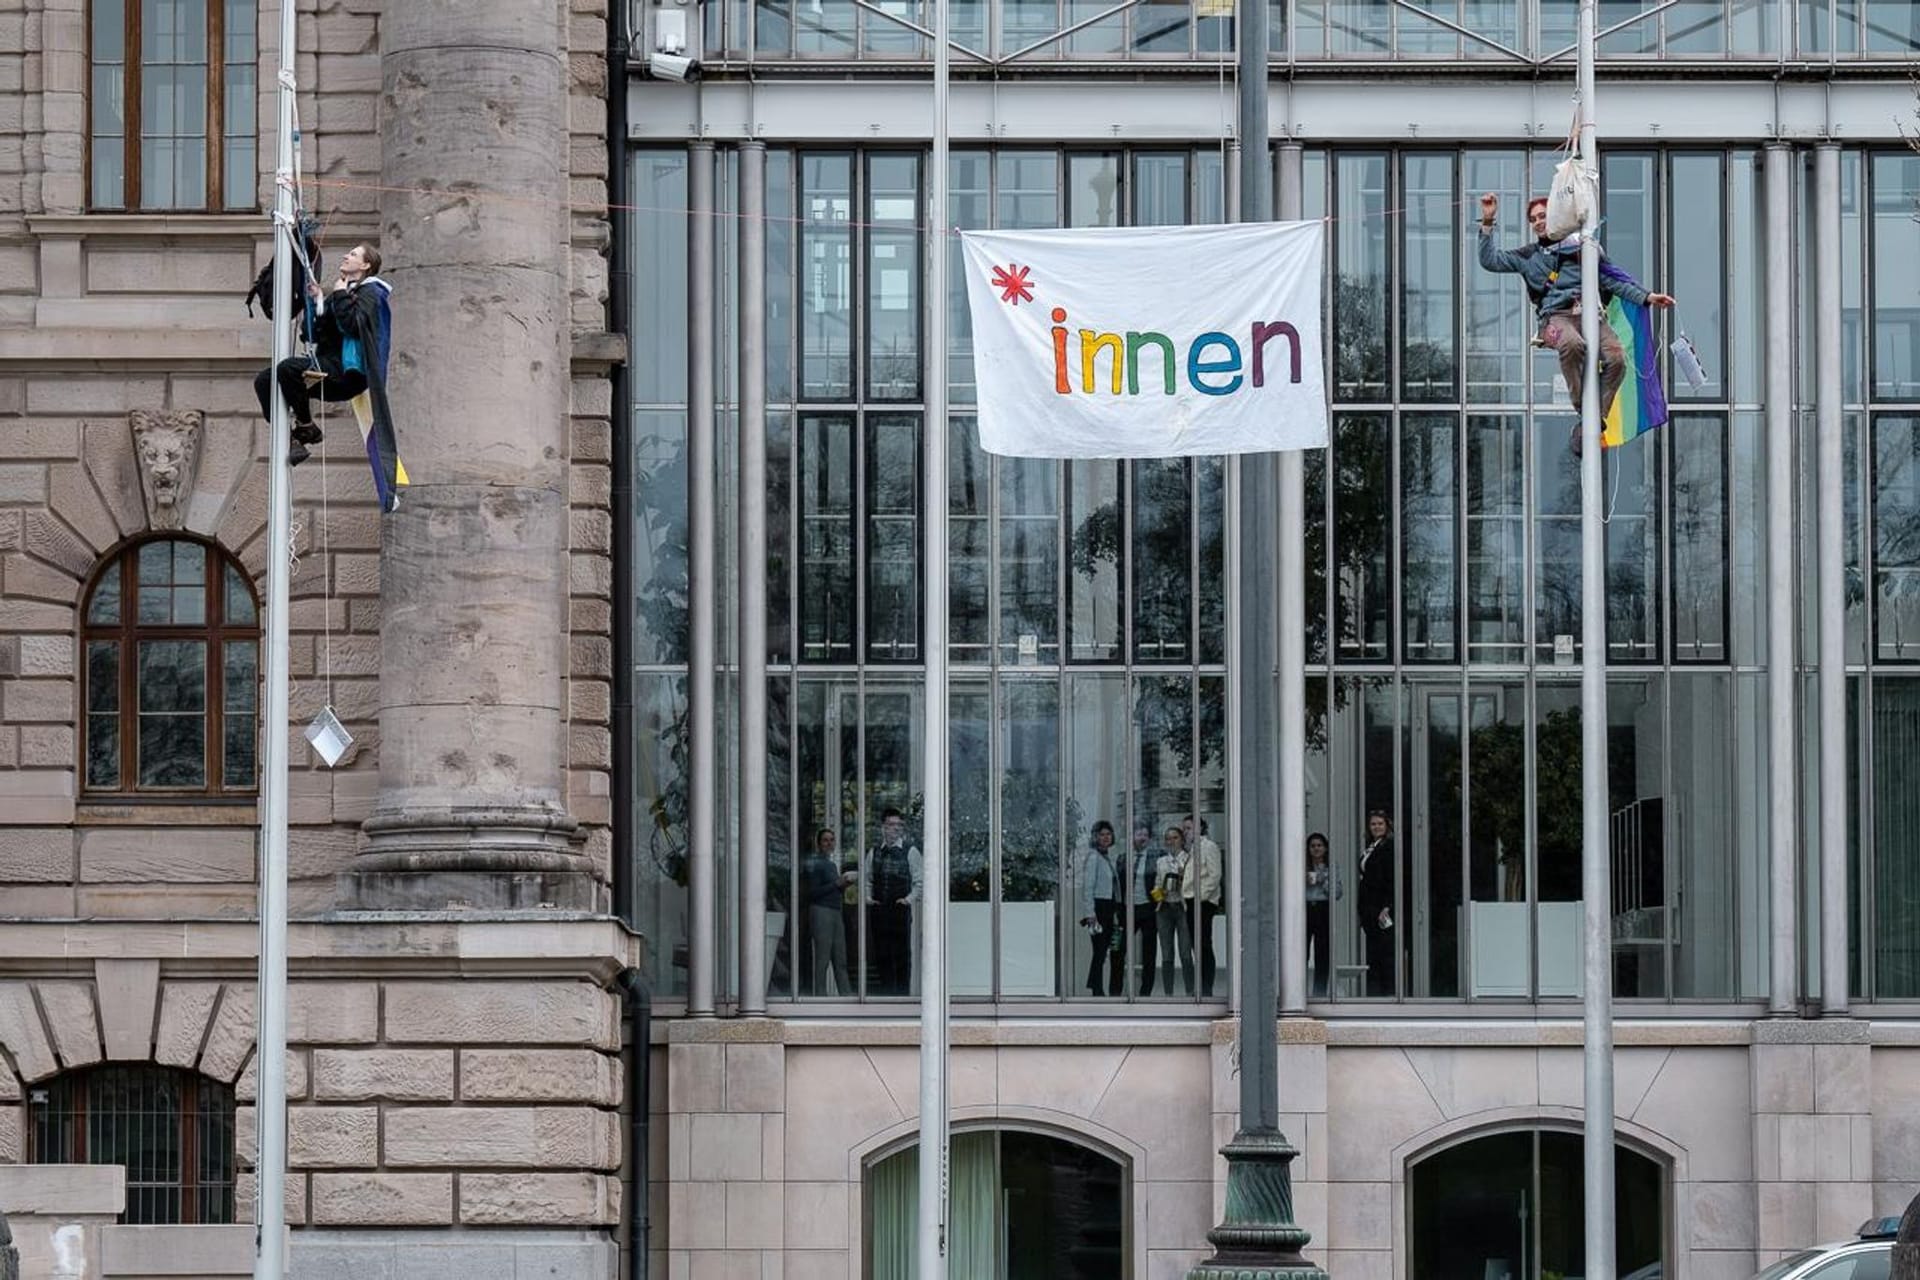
xmin=1046 ymin=307 xmax=1303 ymax=397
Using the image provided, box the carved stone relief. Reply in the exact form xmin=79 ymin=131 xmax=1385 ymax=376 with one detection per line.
xmin=130 ymin=409 xmax=204 ymax=531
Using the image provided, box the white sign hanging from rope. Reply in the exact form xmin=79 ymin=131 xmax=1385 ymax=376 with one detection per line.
xmin=959 ymin=221 xmax=1328 ymax=459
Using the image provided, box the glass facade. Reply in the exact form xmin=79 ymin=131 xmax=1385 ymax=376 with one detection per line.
xmin=700 ymin=0 xmax=1918 ymax=59
xmin=626 ymin=124 xmax=1920 ymax=1005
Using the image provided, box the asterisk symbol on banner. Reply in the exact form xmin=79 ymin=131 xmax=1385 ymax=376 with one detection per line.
xmin=991 ymin=263 xmax=1035 ymax=306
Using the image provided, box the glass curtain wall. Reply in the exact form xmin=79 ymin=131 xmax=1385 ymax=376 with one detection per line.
xmin=625 ymin=139 xmax=1919 ymax=1008
xmin=1307 ymin=145 xmax=1770 ymax=1003
xmin=758 ymin=146 xmax=1233 ymax=1003
xmin=702 ymin=1 xmax=1916 ymax=60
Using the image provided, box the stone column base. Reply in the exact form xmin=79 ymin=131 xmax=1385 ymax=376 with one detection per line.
xmin=291 ymin=1228 xmax=616 ymax=1279
xmin=349 ymin=807 xmax=607 ymax=911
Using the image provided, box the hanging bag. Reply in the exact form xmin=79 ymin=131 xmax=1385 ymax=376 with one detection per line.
xmin=1544 ymin=155 xmax=1599 ymax=241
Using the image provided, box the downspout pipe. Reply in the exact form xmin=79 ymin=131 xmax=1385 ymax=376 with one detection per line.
xmin=621 ymin=968 xmax=653 ymax=1280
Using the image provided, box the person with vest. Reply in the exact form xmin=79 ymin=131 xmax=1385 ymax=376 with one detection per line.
xmin=1476 ymin=193 xmax=1673 ymax=456
xmin=864 ymin=808 xmax=922 ymax=996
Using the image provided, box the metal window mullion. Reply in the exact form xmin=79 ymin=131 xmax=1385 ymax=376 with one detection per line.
xmin=1524 ymin=670 xmax=1540 ymax=999
xmin=1661 ymin=668 xmax=1676 ymax=1000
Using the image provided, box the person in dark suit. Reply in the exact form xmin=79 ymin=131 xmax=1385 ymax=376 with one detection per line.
xmin=1356 ymin=809 xmax=1397 ymax=997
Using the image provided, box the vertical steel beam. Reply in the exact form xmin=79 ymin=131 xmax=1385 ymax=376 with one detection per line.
xmin=688 ymin=141 xmax=718 ymax=1017
xmin=740 ymin=141 xmax=770 ymax=1016
xmin=1278 ymin=141 xmax=1308 ymax=1018
xmin=1764 ymin=141 xmax=1799 ymax=1017
xmin=1816 ymin=141 xmax=1847 ymax=1017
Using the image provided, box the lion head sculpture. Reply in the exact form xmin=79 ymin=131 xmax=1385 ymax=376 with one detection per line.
xmin=130 ymin=409 xmax=204 ymax=531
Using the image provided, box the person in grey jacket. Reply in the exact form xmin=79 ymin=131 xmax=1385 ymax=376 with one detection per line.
xmin=1077 ymin=820 xmax=1124 ymax=997
xmin=1476 ymin=192 xmax=1673 ymax=453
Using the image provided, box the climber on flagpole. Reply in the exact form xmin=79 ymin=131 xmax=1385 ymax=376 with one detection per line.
xmin=1476 ymin=191 xmax=1675 ymax=456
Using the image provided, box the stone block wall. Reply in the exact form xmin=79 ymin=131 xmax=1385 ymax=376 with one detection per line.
xmin=1751 ymin=1020 xmax=1877 ymax=1264
xmin=0 ymin=926 xmax=633 ymax=1249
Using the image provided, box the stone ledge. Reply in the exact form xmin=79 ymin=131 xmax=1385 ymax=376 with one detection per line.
xmin=1752 ymin=1017 xmax=1873 ymax=1045
xmin=0 ymin=917 xmax=639 ymax=980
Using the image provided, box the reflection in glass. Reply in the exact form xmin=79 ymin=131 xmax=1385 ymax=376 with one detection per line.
xmin=794 ymin=680 xmax=860 ymax=996
xmin=1466 ymin=683 xmax=1529 ymax=997
xmin=1466 ymin=415 xmax=1525 ymax=663
xmin=1063 ymin=675 xmax=1124 ymax=999
xmin=1401 ymin=154 xmax=1456 ymax=402
xmin=633 ymin=152 xmax=689 ymax=403
xmin=1132 ymin=459 xmax=1192 ymax=662
xmin=1003 ymin=680 xmax=1061 ymax=996
xmin=1133 ymin=152 xmax=1186 ymax=226
xmin=1331 ymin=677 xmax=1399 ymax=998
xmin=1534 ymin=683 xmax=1582 ymax=997
xmin=799 ymin=414 xmax=855 ymax=661
xmin=221 ymin=639 xmax=256 ymax=789
xmin=1872 ymin=154 xmax=1920 ymax=400
xmin=1608 ymin=677 xmax=1666 ymax=998
xmin=1402 ymin=414 xmax=1458 ymax=663
xmin=1305 ymin=447 xmax=1329 ymax=665
xmin=950 ymin=152 xmax=989 ymax=403
xmin=1606 ymin=434 xmax=1661 ymax=662
xmin=1671 ymin=414 xmax=1728 ymax=662
xmin=1068 ymin=461 xmax=1124 ymax=661
xmin=1197 ymin=457 xmax=1225 ymax=665
xmin=867 ymin=154 xmax=921 ymax=400
xmin=91 ymin=561 xmax=123 ymax=624
xmin=863 ymin=686 xmax=922 ymax=996
xmin=635 ymin=673 xmax=692 ymax=996
xmin=950 ymin=684 xmax=994 ymax=996
xmin=88 ymin=641 xmax=121 ymax=789
xmin=1463 ymin=152 xmax=1527 ymax=404
xmin=1668 ymin=153 xmax=1725 ymax=401
xmin=1671 ymin=673 xmax=1738 ymax=998
xmin=634 ymin=407 xmax=691 ymax=666
xmin=801 ymin=154 xmax=854 ymax=399
xmin=1333 ymin=414 xmax=1390 ymax=662
xmin=1874 ymin=416 xmax=1920 ymax=661
xmin=866 ymin=416 xmax=921 ymax=662
xmin=1408 ymin=685 xmax=1461 ymax=997
xmin=1871 ymin=678 xmax=1920 ymax=997
xmin=1334 ymin=154 xmax=1389 ymax=401
xmin=137 ymin=639 xmax=207 ymax=787
xmin=1000 ymin=456 xmax=1059 ymax=665
xmin=950 ymin=417 xmax=992 ymax=662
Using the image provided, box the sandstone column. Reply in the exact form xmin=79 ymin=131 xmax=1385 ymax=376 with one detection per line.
xmin=354 ymin=0 xmax=598 ymax=909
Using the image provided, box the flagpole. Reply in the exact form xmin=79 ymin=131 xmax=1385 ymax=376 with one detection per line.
xmin=916 ymin=0 xmax=950 ymax=1275
xmin=253 ymin=0 xmax=298 ymax=1273
xmin=1577 ymin=1 xmax=1617 ymax=1276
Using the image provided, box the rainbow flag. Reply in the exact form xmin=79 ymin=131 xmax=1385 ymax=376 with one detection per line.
xmin=1599 ymin=262 xmax=1669 ymax=450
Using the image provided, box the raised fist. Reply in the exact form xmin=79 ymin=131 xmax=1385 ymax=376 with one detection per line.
xmin=1479 ymin=192 xmax=1499 ymax=222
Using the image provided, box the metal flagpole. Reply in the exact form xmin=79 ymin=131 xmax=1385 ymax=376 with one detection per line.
xmin=1576 ymin=1 xmax=1617 ymax=1276
xmin=253 ymin=0 xmax=298 ymax=1273
xmin=916 ymin=0 xmax=950 ymax=1274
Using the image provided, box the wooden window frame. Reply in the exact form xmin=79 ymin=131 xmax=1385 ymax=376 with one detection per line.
xmin=88 ymin=0 xmax=245 ymax=211
xmin=80 ymin=536 xmax=260 ymax=798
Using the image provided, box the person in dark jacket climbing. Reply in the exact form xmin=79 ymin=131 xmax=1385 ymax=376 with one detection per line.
xmin=1476 ymin=194 xmax=1673 ymax=454
xmin=253 ymin=242 xmax=384 ymax=467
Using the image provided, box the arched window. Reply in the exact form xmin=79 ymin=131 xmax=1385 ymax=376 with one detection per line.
xmin=867 ymin=1128 xmax=1125 ymax=1278
xmin=81 ymin=537 xmax=260 ymax=796
xmin=1408 ymin=1127 xmax=1668 ymax=1280
xmin=27 ymin=1064 xmax=236 ymax=1225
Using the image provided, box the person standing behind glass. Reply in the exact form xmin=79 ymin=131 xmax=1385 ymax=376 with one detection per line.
xmin=802 ymin=827 xmax=855 ymax=996
xmin=865 ymin=808 xmax=922 ymax=996
xmin=1125 ymin=823 xmax=1158 ymax=997
xmin=1155 ymin=826 xmax=1196 ymax=996
xmin=1357 ymin=809 xmax=1397 ymax=997
xmin=1305 ymin=831 xmax=1340 ymax=999
xmin=1183 ymin=815 xmax=1225 ymax=997
xmin=1077 ymin=820 xmax=1123 ymax=997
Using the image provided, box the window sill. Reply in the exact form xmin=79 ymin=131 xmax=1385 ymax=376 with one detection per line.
xmin=77 ymin=799 xmax=259 ymax=826
xmin=27 ymin=213 xmax=265 ymax=238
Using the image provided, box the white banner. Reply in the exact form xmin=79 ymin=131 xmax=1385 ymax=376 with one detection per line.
xmin=959 ymin=221 xmax=1327 ymax=459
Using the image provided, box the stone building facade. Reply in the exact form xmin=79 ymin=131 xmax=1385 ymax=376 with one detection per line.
xmin=0 ymin=0 xmax=637 ymax=1274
